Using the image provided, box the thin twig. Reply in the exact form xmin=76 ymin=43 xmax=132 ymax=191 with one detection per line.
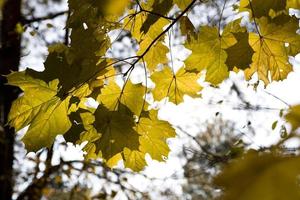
xmin=22 ymin=11 xmax=68 ymax=24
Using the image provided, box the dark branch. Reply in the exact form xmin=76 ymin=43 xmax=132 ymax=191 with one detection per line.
xmin=124 ymin=0 xmax=199 ymax=77
xmin=21 ymin=11 xmax=68 ymax=25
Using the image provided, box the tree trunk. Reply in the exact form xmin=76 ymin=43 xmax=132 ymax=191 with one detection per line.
xmin=0 ymin=0 xmax=22 ymax=199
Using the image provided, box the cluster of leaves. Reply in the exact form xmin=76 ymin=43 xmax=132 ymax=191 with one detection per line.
xmin=6 ymin=0 xmax=300 ymax=171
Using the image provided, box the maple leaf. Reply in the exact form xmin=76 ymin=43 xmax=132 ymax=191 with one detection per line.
xmin=7 ymin=72 xmax=59 ymax=131
xmin=135 ymin=110 xmax=176 ymax=161
xmin=124 ymin=9 xmax=170 ymax=72
xmin=180 ymin=16 xmax=196 ymax=38
xmin=7 ymin=71 xmax=71 ymax=151
xmin=97 ymin=80 xmax=147 ymax=116
xmin=140 ymin=0 xmax=173 ymax=34
xmin=140 ymin=40 xmax=169 ymax=71
xmin=6 ymin=0 xmax=300 ymax=172
xmin=27 ymin=41 xmax=109 ymax=95
xmin=239 ymin=0 xmax=287 ymax=18
xmin=184 ymin=26 xmax=237 ymax=84
xmin=244 ymin=15 xmax=300 ymax=85
xmin=93 ymin=105 xmax=140 ymax=167
xmin=151 ymin=66 xmax=202 ymax=104
xmin=123 ymin=148 xmax=146 ymax=171
xmin=225 ymin=32 xmax=254 ymax=70
xmin=63 ymin=108 xmax=100 ymax=159
xmin=174 ymin=0 xmax=191 ymax=11
xmin=22 ymin=97 xmax=71 ymax=152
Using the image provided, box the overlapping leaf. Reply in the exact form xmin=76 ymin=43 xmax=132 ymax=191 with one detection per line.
xmin=184 ymin=25 xmax=237 ymax=84
xmin=140 ymin=0 xmax=173 ymax=34
xmin=124 ymin=8 xmax=170 ymax=72
xmin=244 ymin=15 xmax=300 ymax=85
xmin=239 ymin=0 xmax=287 ymax=18
xmin=135 ymin=110 xmax=176 ymax=161
xmin=97 ymin=80 xmax=147 ymax=115
xmin=7 ymin=72 xmax=71 ymax=151
xmin=27 ymin=34 xmax=109 ymax=95
xmin=174 ymin=0 xmax=191 ymax=11
xmin=93 ymin=105 xmax=140 ymax=167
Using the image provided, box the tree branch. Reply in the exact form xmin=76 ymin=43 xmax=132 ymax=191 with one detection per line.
xmin=124 ymin=0 xmax=199 ymax=76
xmin=21 ymin=11 xmax=68 ymax=25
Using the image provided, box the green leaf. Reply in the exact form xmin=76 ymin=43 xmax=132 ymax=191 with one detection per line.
xmin=271 ymin=120 xmax=278 ymax=130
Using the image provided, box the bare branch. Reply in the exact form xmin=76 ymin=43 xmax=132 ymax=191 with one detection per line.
xmin=22 ymin=11 xmax=68 ymax=25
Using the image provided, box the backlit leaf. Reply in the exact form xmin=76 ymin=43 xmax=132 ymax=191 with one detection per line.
xmin=135 ymin=110 xmax=176 ymax=161
xmin=244 ymin=15 xmax=300 ymax=85
xmin=93 ymin=105 xmax=139 ymax=167
xmin=97 ymin=80 xmax=146 ymax=116
xmin=151 ymin=66 xmax=202 ymax=104
xmin=239 ymin=0 xmax=287 ymax=18
xmin=123 ymin=148 xmax=146 ymax=171
xmin=184 ymin=26 xmax=236 ymax=84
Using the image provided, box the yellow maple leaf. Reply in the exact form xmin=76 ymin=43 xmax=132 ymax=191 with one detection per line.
xmin=97 ymin=80 xmax=147 ymax=116
xmin=239 ymin=0 xmax=287 ymax=18
xmin=184 ymin=26 xmax=237 ymax=85
xmin=151 ymin=66 xmax=202 ymax=104
xmin=124 ymin=9 xmax=170 ymax=72
xmin=135 ymin=110 xmax=176 ymax=161
xmin=245 ymin=15 xmax=300 ymax=85
xmin=94 ymin=105 xmax=140 ymax=166
xmin=123 ymin=148 xmax=146 ymax=171
xmin=7 ymin=72 xmax=72 ymax=152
